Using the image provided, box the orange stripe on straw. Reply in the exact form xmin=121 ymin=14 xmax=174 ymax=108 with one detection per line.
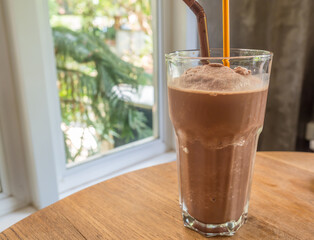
xmin=222 ymin=0 xmax=230 ymax=67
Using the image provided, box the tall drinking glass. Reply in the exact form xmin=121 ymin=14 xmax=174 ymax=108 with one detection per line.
xmin=166 ymin=49 xmax=273 ymax=237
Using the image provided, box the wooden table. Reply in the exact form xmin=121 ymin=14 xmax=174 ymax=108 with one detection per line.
xmin=1 ymin=152 xmax=314 ymax=239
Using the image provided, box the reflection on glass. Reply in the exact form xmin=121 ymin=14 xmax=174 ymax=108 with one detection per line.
xmin=49 ymin=0 xmax=155 ymax=165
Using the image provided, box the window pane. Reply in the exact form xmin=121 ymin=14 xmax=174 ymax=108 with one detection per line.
xmin=49 ymin=0 xmax=156 ymax=166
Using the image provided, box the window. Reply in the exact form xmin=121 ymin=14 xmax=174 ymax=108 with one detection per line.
xmin=1 ymin=0 xmax=194 ymax=212
xmin=48 ymin=0 xmax=157 ymax=166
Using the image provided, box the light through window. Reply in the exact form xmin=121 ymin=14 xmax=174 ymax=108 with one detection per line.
xmin=49 ymin=0 xmax=156 ymax=166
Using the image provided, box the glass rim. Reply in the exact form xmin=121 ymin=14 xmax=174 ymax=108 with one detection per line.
xmin=165 ymin=48 xmax=273 ymax=61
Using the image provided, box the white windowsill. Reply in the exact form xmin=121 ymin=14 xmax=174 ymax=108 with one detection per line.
xmin=60 ymin=151 xmax=176 ymax=198
xmin=0 ymin=151 xmax=176 ymax=232
xmin=0 ymin=196 xmax=28 ymax=218
xmin=59 ymin=139 xmax=172 ymax=194
xmin=0 ymin=206 xmax=36 ymax=232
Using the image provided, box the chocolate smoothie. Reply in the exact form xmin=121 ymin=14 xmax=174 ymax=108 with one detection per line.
xmin=168 ymin=63 xmax=268 ymax=224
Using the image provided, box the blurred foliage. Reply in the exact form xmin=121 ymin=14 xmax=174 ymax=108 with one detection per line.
xmin=51 ymin=0 xmax=154 ymax=163
xmin=104 ymin=26 xmax=116 ymax=40
xmin=49 ymin=0 xmax=152 ymax=33
xmin=53 ymin=27 xmax=152 ymax=162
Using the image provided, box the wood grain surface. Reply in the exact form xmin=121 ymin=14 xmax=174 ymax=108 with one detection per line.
xmin=1 ymin=152 xmax=314 ymax=239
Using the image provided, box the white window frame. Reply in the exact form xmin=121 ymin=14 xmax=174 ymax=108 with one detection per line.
xmin=0 ymin=1 xmax=30 ymax=216
xmin=1 ymin=0 xmax=197 ymax=210
xmin=0 ymin=131 xmax=9 ymax=201
xmin=57 ymin=0 xmax=177 ymax=195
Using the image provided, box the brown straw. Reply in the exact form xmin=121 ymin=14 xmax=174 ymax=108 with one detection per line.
xmin=182 ymin=0 xmax=210 ymax=58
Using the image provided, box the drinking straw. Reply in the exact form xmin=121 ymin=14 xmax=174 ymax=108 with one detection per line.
xmin=182 ymin=0 xmax=210 ymax=58
xmin=222 ymin=0 xmax=230 ymax=67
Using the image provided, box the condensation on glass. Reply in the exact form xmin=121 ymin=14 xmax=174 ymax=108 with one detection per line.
xmin=48 ymin=0 xmax=156 ymax=166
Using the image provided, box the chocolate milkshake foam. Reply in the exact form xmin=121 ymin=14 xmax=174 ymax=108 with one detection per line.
xmin=168 ymin=63 xmax=268 ymax=224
